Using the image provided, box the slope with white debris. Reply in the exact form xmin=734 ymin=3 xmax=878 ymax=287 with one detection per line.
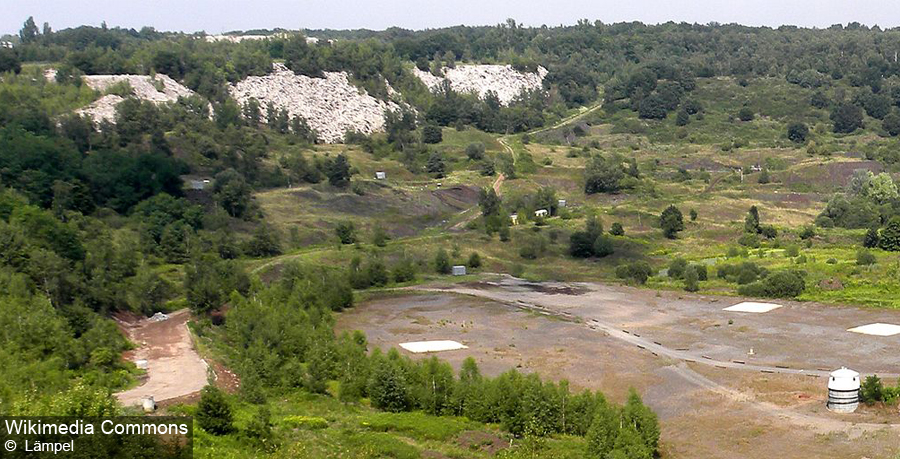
xmin=228 ymin=63 xmax=401 ymax=143
xmin=413 ymin=64 xmax=548 ymax=105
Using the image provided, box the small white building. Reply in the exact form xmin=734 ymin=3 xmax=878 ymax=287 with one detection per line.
xmin=535 ymin=209 xmax=549 ymax=218
xmin=558 ymin=199 xmax=567 ymax=208
xmin=189 ymin=179 xmax=211 ymax=190
xmin=452 ymin=265 xmax=467 ymax=276
xmin=510 ymin=213 xmax=518 ymax=225
xmin=375 ymin=171 xmax=386 ymax=180
xmin=827 ymin=367 xmax=860 ymax=413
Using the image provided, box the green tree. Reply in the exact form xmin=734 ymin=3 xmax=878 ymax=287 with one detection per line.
xmin=478 ymin=187 xmax=502 ymax=216
xmin=422 ymin=124 xmax=443 ymax=144
xmin=426 ymin=152 xmax=446 ymax=178
xmin=744 ymin=205 xmax=761 ymax=234
xmin=830 ymin=103 xmax=864 ymax=133
xmin=659 ymin=205 xmax=684 ymax=239
xmin=325 ymin=153 xmax=352 ymax=187
xmin=197 ymin=386 xmax=234 ymax=435
xmin=738 ymin=106 xmax=755 ymax=121
xmin=879 ymin=217 xmax=900 ymax=251
xmin=860 ymin=375 xmax=884 ymax=404
xmin=19 ymin=16 xmax=39 ymax=43
xmin=787 ymin=122 xmax=809 ymax=143
xmin=434 ymin=248 xmax=452 ymax=274
xmin=213 ymin=169 xmax=254 ymax=219
xmin=335 ymin=221 xmax=356 ymax=244
xmin=863 ymin=227 xmax=880 ymax=248
xmin=584 ymin=156 xmax=624 ymax=194
xmin=0 ymin=48 xmax=21 ymax=74
xmin=372 ymin=226 xmax=389 ymax=247
xmin=622 ymin=388 xmax=660 ymax=453
xmin=689 ymin=208 xmax=698 ymax=221
xmin=883 ymin=112 xmax=900 ymax=136
xmin=586 ymin=401 xmax=620 ymax=458
xmin=675 ymin=108 xmax=689 ymax=126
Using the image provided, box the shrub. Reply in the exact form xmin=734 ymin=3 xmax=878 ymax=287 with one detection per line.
xmin=499 ymin=225 xmax=510 ymax=242
xmin=738 ymin=107 xmax=755 ymax=122
xmin=738 ymin=233 xmax=760 ymax=248
xmin=468 ymin=252 xmax=482 ymax=268
xmin=689 ymin=209 xmax=698 ymax=221
xmin=392 ymin=258 xmax=417 ymax=283
xmin=593 ymin=235 xmax=615 ymax=258
xmin=569 ymin=231 xmax=595 ymax=258
xmin=856 ymin=249 xmax=876 ymax=266
xmin=610 ymin=222 xmax=625 ymax=236
xmin=683 ymin=266 xmax=700 ymax=292
xmin=466 ymin=142 xmax=485 ymax=160
xmin=759 ymin=225 xmax=778 ymax=239
xmin=785 ymin=245 xmax=800 ymax=258
xmin=616 ymin=261 xmax=653 ymax=285
xmin=826 ymin=258 xmax=837 ymax=264
xmin=668 ymin=258 xmax=687 ymax=279
xmin=197 ymin=386 xmax=234 ymax=435
xmin=737 ymin=270 xmax=805 ymax=298
xmin=335 ymin=221 xmax=357 ymax=244
xmin=692 ymin=264 xmax=708 ymax=281
xmin=799 ymin=226 xmax=816 ymax=240
xmin=434 ymin=249 xmax=452 ymax=274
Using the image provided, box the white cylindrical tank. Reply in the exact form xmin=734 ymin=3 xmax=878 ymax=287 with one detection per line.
xmin=827 ymin=367 xmax=860 ymax=413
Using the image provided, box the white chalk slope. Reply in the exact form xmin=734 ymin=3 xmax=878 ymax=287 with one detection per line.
xmin=76 ymin=74 xmax=197 ymax=124
xmin=229 ymin=63 xmax=401 ymax=143
xmin=413 ymin=64 xmax=548 ymax=106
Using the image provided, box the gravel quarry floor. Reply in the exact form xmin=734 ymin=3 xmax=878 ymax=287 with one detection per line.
xmin=336 ymin=277 xmax=900 ymax=459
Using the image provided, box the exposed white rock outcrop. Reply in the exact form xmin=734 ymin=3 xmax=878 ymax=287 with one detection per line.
xmin=413 ymin=64 xmax=548 ymax=106
xmin=75 ymin=74 xmax=198 ymax=124
xmin=229 ymin=63 xmax=400 ymax=143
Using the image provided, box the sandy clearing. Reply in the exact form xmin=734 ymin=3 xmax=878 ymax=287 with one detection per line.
xmin=116 ymin=309 xmax=210 ymax=407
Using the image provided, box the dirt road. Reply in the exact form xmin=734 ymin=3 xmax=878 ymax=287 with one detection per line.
xmin=116 ymin=309 xmax=210 ymax=407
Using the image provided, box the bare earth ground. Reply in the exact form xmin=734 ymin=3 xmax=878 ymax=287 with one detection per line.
xmin=116 ymin=309 xmax=210 ymax=407
xmin=335 ymin=277 xmax=900 ymax=459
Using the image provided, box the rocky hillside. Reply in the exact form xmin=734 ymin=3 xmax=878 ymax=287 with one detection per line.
xmin=228 ymin=63 xmax=400 ymax=143
xmin=76 ymin=74 xmax=197 ymax=124
xmin=413 ymin=64 xmax=548 ymax=105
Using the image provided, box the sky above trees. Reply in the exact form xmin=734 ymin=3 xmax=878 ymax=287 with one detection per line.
xmin=5 ymin=0 xmax=900 ymax=35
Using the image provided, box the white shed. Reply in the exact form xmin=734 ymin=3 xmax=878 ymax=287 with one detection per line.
xmin=827 ymin=367 xmax=860 ymax=413
xmin=535 ymin=209 xmax=549 ymax=218
xmin=510 ymin=214 xmax=518 ymax=225
xmin=558 ymin=199 xmax=567 ymax=208
xmin=452 ymin=265 xmax=467 ymax=276
xmin=375 ymin=171 xmax=386 ymax=180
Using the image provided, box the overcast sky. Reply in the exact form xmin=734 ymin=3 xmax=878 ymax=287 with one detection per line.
xmin=4 ymin=0 xmax=900 ymax=36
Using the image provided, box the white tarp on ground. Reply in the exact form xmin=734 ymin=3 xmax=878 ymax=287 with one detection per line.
xmin=847 ymin=323 xmax=900 ymax=336
xmin=723 ymin=302 xmax=782 ymax=313
xmin=399 ymin=340 xmax=468 ymax=353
